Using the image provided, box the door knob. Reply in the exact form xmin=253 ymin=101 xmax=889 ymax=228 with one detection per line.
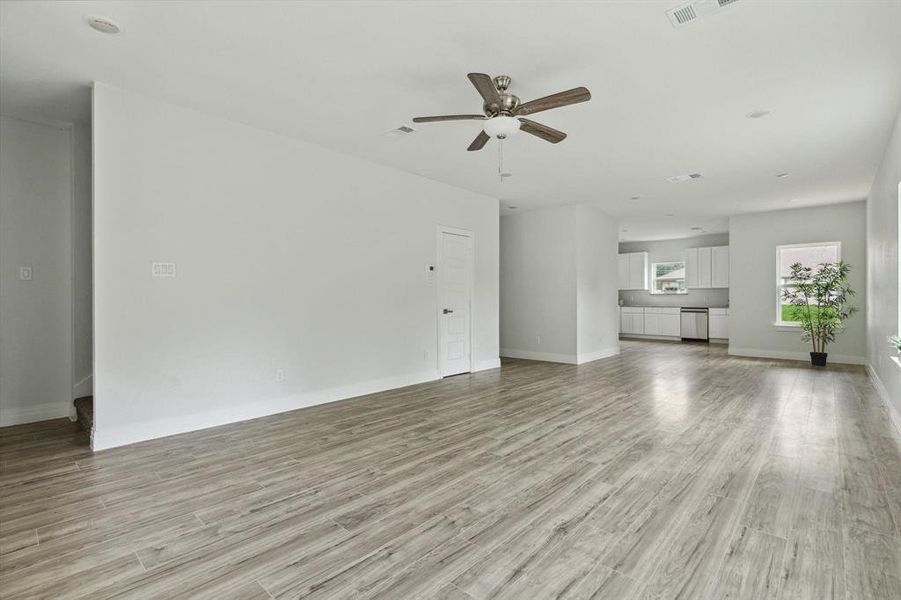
xmin=443 ymin=308 xmax=454 ymax=314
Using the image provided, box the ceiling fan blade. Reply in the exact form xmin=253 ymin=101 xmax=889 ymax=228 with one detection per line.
xmin=515 ymin=87 xmax=591 ymax=116
xmin=467 ymin=130 xmax=490 ymax=151
xmin=467 ymin=73 xmax=501 ymax=109
xmin=412 ymin=114 xmax=486 ymax=123
xmin=518 ymin=118 xmax=567 ymax=143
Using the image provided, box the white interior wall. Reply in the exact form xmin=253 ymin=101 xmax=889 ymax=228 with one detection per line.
xmin=0 ymin=116 xmax=73 ymax=425
xmin=72 ymin=122 xmax=93 ymax=398
xmin=91 ymin=83 xmax=499 ymax=450
xmin=575 ymin=205 xmax=621 ymax=362
xmin=500 ymin=204 xmax=619 ymax=364
xmin=618 ymin=233 xmax=730 ymax=307
xmin=499 ymin=206 xmax=577 ymax=362
xmin=729 ymin=201 xmax=867 ymax=364
xmin=866 ymin=106 xmax=901 ymax=429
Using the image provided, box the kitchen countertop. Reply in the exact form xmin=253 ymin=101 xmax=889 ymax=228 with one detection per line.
xmin=620 ymin=305 xmax=729 ymax=309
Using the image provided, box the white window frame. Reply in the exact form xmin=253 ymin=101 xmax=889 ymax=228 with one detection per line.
xmin=649 ymin=261 xmax=687 ymax=295
xmin=774 ymin=241 xmax=841 ymax=328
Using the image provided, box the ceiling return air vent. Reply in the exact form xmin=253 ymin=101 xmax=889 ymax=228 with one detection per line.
xmin=666 ymin=0 xmax=741 ymax=28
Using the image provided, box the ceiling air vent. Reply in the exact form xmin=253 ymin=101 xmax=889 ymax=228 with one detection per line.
xmin=667 ymin=4 xmax=698 ymax=27
xmin=384 ymin=125 xmax=415 ymax=138
xmin=666 ymin=172 xmax=703 ymax=182
xmin=666 ymin=0 xmax=740 ymax=28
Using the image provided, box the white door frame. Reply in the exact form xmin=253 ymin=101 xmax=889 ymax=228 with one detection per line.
xmin=436 ymin=225 xmax=474 ymax=376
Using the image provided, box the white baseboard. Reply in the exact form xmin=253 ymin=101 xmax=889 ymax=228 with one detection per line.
xmin=499 ymin=347 xmax=621 ymax=365
xmin=92 ymin=369 xmax=440 ymax=451
xmin=473 ymin=358 xmax=501 ymax=372
xmin=619 ymin=334 xmax=681 ymax=342
xmin=0 ymin=401 xmax=72 ymax=427
xmin=728 ymin=347 xmax=866 ymax=366
xmin=500 ymin=348 xmax=579 ymax=364
xmin=73 ymin=374 xmax=93 ymax=398
xmin=577 ymin=346 xmax=621 ymax=364
xmin=867 ymin=363 xmax=901 ymax=438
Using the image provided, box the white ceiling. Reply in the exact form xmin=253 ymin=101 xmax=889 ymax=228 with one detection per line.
xmin=2 ymin=0 xmax=900 ymax=241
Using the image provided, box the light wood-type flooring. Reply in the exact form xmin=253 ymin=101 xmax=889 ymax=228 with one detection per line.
xmin=2 ymin=341 xmax=900 ymax=599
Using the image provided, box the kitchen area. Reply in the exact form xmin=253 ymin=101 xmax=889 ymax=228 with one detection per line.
xmin=618 ymin=233 xmax=730 ymax=343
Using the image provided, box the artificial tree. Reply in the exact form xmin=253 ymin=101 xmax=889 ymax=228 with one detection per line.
xmin=781 ymin=261 xmax=856 ymax=366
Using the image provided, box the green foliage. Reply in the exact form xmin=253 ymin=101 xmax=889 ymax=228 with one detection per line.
xmin=890 ymin=335 xmax=901 ymax=353
xmin=781 ymin=261 xmax=856 ymax=354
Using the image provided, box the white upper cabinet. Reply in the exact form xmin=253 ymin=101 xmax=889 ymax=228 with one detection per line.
xmin=712 ymin=246 xmax=729 ymax=288
xmin=685 ymin=248 xmax=699 ymax=288
xmin=617 ymin=252 xmax=648 ymax=290
xmin=686 ymin=245 xmax=729 ymax=289
xmin=698 ymin=247 xmax=712 ymax=288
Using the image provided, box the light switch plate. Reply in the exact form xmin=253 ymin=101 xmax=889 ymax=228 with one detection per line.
xmin=151 ymin=262 xmax=177 ymax=278
xmin=18 ymin=266 xmax=33 ymax=281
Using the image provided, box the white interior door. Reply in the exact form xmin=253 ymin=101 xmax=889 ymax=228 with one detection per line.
xmin=437 ymin=228 xmax=472 ymax=377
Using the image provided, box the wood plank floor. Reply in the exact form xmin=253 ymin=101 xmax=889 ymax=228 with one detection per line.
xmin=2 ymin=341 xmax=900 ymax=599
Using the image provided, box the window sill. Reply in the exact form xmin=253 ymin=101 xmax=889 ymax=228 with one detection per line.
xmin=772 ymin=322 xmax=802 ymax=332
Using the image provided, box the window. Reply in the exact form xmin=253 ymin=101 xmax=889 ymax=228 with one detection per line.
xmin=651 ymin=261 xmax=687 ymax=294
xmin=776 ymin=242 xmax=841 ymax=325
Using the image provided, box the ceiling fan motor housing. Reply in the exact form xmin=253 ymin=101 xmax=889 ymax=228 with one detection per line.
xmin=484 ymin=75 xmax=519 ymax=116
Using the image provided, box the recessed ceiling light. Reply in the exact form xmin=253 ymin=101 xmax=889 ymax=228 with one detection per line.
xmin=746 ymin=109 xmax=770 ymax=119
xmin=665 ymin=213 xmax=675 ymax=217
xmin=86 ymin=16 xmax=121 ymax=34
xmin=690 ymin=226 xmax=703 ymax=231
xmin=630 ymin=195 xmax=641 ymax=200
xmin=507 ymin=205 xmax=518 ymax=209
xmin=776 ymin=172 xmax=790 ymax=178
xmin=621 ymin=229 xmax=628 ymax=233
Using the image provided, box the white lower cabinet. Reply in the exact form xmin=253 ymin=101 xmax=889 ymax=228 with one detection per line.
xmin=659 ymin=313 xmax=681 ymax=337
xmin=620 ymin=307 xmax=644 ymax=335
xmin=709 ymin=308 xmax=729 ymax=339
xmin=622 ymin=307 xmax=680 ymax=338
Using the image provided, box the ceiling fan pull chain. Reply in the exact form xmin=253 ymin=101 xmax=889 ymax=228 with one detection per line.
xmin=498 ymin=138 xmax=504 ymax=182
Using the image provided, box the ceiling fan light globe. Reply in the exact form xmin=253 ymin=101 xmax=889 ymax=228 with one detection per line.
xmin=483 ymin=116 xmax=521 ymax=139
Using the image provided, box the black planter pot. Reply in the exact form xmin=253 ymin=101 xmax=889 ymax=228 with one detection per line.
xmin=810 ymin=352 xmax=828 ymax=367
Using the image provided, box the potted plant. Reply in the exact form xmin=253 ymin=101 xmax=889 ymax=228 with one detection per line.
xmin=890 ymin=335 xmax=901 ymax=355
xmin=781 ymin=261 xmax=856 ymax=367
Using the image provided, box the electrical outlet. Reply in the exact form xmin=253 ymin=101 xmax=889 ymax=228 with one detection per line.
xmin=18 ymin=266 xmax=33 ymax=281
xmin=151 ymin=262 xmax=177 ymax=278
xmin=275 ymin=368 xmax=286 ymax=382
xmin=536 ymin=335 xmax=541 ymax=345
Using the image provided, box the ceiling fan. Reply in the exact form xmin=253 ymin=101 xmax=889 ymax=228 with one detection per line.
xmin=413 ymin=73 xmax=591 ymax=151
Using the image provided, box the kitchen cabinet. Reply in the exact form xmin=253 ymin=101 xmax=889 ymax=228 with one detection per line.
xmin=617 ymin=252 xmax=648 ymax=290
xmin=685 ymin=248 xmax=699 ymax=288
xmin=709 ymin=308 xmax=729 ymax=339
xmin=659 ymin=311 xmax=681 ymax=337
xmin=620 ymin=307 xmax=644 ymax=335
xmin=698 ymin=247 xmax=712 ymax=288
xmin=686 ymin=245 xmax=729 ymax=289
xmin=712 ymin=246 xmax=729 ymax=288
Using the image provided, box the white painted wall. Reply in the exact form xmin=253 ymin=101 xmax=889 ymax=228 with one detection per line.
xmin=500 ymin=204 xmax=619 ymax=364
xmin=729 ymin=202 xmax=867 ymax=364
xmin=618 ymin=233 xmax=730 ymax=308
xmin=576 ymin=205 xmax=621 ymax=362
xmin=0 ymin=116 xmax=72 ymax=425
xmin=92 ymin=84 xmax=499 ymax=450
xmin=500 ymin=206 xmax=577 ymax=362
xmin=72 ymin=122 xmax=93 ymax=398
xmin=866 ymin=106 xmax=901 ymax=427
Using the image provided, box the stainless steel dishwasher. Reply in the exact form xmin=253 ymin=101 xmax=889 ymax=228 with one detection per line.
xmin=680 ymin=307 xmax=709 ymax=342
